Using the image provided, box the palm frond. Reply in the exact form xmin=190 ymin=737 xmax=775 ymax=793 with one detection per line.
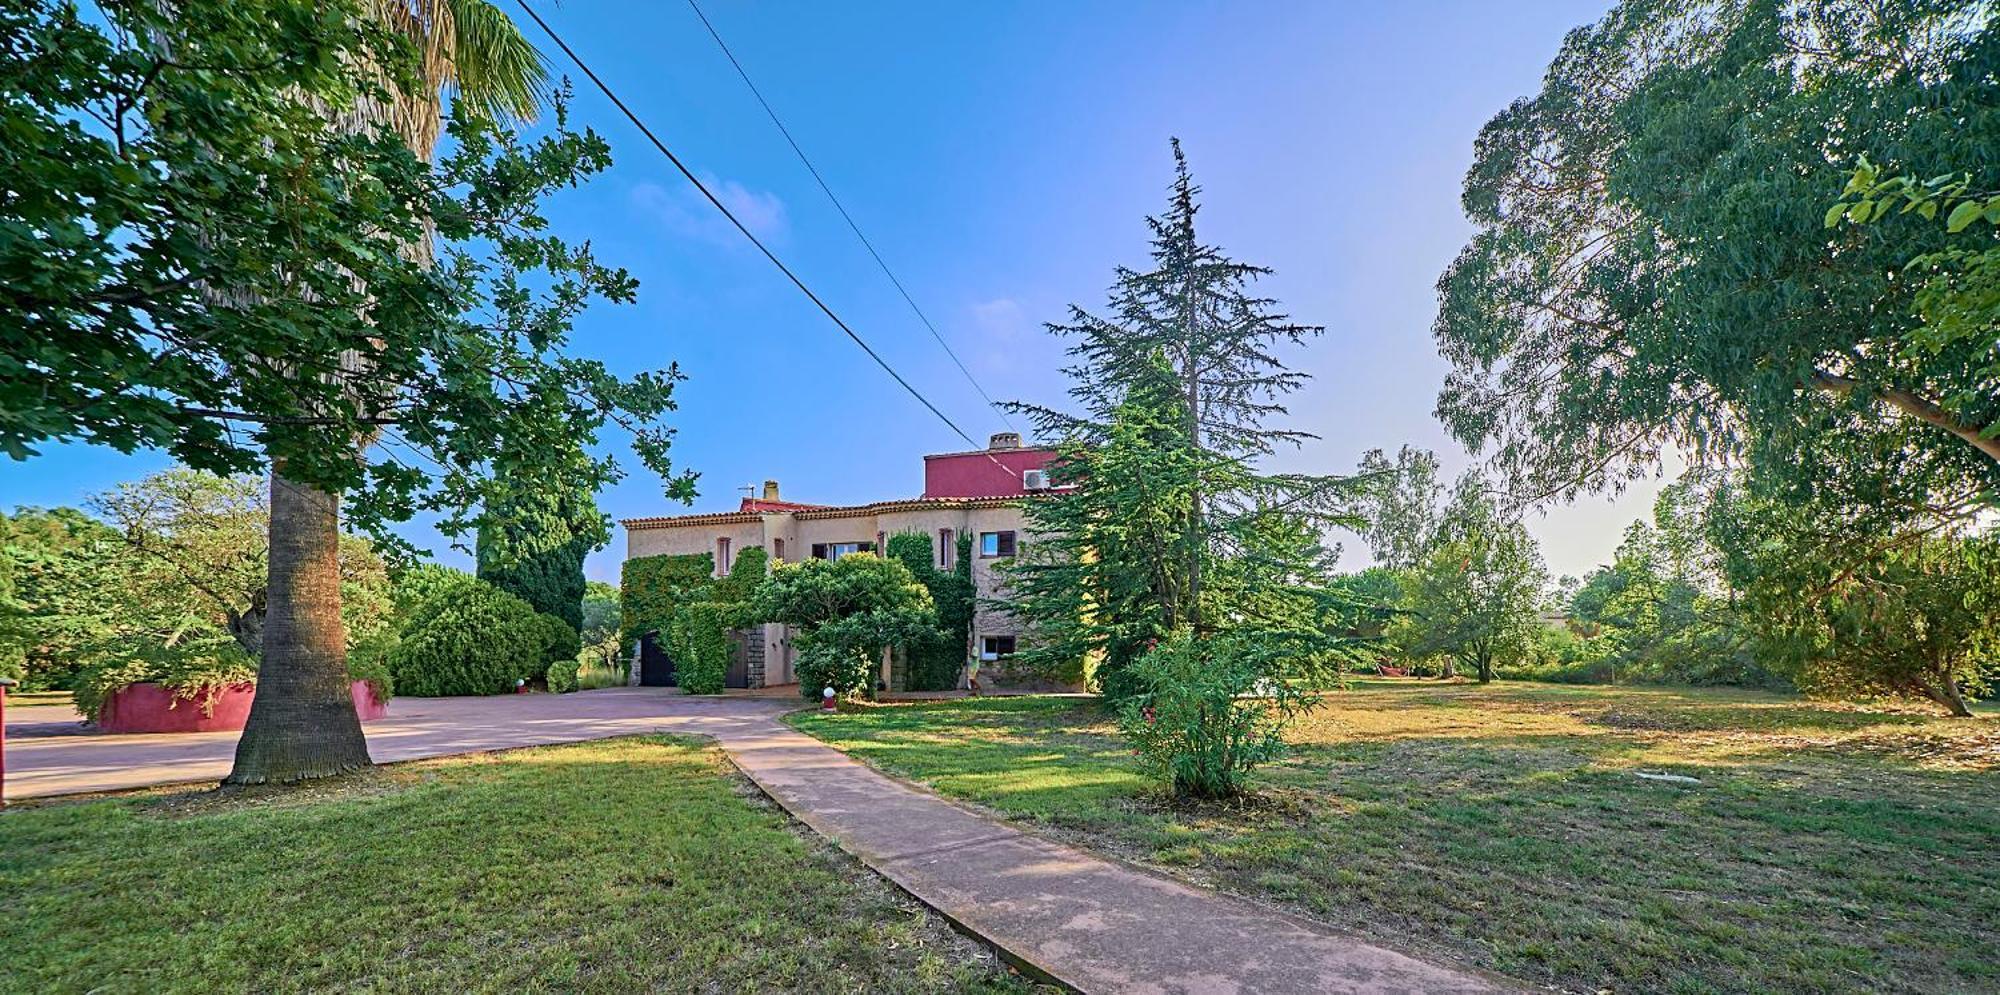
xmin=442 ymin=0 xmax=550 ymax=123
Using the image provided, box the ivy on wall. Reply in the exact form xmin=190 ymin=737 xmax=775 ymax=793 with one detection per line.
xmin=887 ymin=531 xmax=976 ymax=691
xmin=619 ymin=548 xmax=766 ymax=694
xmin=619 ymin=553 xmax=713 ymax=648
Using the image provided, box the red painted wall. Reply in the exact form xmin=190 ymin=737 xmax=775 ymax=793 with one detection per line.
xmin=922 ymin=448 xmax=1056 ymax=498
xmin=98 ymin=680 xmax=388 ymax=734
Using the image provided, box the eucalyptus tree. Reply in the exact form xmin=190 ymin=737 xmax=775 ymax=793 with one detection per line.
xmin=1435 ymin=0 xmax=1998 ymax=511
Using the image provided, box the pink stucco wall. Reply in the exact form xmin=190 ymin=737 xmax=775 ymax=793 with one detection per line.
xmin=98 ymin=680 xmax=388 ymax=734
xmin=922 ymin=448 xmax=1055 ymax=498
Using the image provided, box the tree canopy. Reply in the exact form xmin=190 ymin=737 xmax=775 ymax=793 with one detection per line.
xmin=2 ymin=0 xmax=694 ymax=543
xmin=1436 ymin=0 xmax=2000 ymax=513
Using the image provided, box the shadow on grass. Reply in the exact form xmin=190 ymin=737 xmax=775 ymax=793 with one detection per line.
xmin=793 ymin=689 xmax=2000 ymax=995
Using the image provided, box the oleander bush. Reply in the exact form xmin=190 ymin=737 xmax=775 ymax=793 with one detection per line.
xmin=1117 ymin=630 xmax=1310 ymax=799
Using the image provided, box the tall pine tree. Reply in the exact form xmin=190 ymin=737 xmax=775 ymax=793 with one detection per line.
xmin=1009 ymin=143 xmax=1367 ymax=696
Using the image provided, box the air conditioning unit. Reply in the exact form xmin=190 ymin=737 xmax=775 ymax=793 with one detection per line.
xmin=1022 ymin=469 xmax=1049 ymax=491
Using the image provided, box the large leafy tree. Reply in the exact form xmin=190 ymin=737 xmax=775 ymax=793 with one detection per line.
xmin=4 ymin=0 xmax=691 ymax=783
xmin=1009 ymin=145 xmax=1364 ymax=696
xmin=0 ymin=508 xmax=123 ymax=691
xmin=1435 ymin=0 xmax=1999 ymax=508
xmin=751 ymin=554 xmax=935 ymax=698
xmin=1396 ymin=478 xmax=1549 ymax=683
xmin=86 ymin=470 xmax=394 ymax=659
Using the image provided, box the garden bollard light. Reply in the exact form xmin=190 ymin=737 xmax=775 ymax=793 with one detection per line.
xmin=0 ymin=677 xmax=15 ymax=808
xmin=821 ymin=686 xmax=837 ymax=711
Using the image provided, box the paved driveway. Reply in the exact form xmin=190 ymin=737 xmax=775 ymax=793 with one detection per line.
xmin=3 ymin=687 xmax=789 ymax=800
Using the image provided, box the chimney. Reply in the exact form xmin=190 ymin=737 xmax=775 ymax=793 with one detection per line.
xmin=762 ymin=479 xmax=780 ymax=501
xmin=988 ymin=431 xmax=1021 ymax=450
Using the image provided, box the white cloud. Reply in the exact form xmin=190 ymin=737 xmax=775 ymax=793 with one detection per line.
xmin=630 ymin=174 xmax=789 ymax=247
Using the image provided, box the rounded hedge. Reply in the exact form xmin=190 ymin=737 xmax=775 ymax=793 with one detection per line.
xmin=389 ymin=576 xmax=549 ymax=696
xmin=546 ymin=657 xmax=580 ymax=694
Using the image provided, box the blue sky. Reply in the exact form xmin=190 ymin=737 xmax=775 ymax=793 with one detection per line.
xmin=11 ymin=0 xmax=1677 ymax=582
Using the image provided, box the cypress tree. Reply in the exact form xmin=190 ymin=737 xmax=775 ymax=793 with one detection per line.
xmin=475 ymin=483 xmax=607 ymax=633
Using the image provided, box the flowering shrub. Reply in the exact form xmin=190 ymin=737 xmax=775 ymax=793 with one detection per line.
xmin=1116 ymin=630 xmax=1309 ymax=799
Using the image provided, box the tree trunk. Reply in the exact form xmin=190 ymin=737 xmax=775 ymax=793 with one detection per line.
xmin=1440 ymin=658 xmax=1457 ymax=680
xmin=1930 ymin=672 xmax=1974 ymax=719
xmin=1476 ymin=655 xmax=1496 ymax=683
xmin=223 ymin=472 xmax=371 ymax=784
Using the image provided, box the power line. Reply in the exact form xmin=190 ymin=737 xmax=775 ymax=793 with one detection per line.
xmin=682 ymin=0 xmax=1016 ymax=431
xmin=510 ymin=0 xmax=992 ymax=457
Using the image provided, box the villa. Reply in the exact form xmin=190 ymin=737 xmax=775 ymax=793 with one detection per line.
xmin=620 ymin=432 xmax=1055 ymax=690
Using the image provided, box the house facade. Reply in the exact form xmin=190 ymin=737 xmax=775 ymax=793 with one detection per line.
xmin=620 ymin=433 xmax=1056 ymax=690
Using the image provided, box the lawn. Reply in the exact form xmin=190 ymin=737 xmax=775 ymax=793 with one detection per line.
xmin=0 ymin=736 xmax=1039 ymax=995
xmin=790 ymin=681 xmax=2000 ymax=995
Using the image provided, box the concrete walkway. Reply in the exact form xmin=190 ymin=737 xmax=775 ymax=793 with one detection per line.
xmin=7 ymin=688 xmax=1508 ymax=994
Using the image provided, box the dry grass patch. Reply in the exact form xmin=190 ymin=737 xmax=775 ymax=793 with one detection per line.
xmin=794 ymin=682 xmax=2000 ymax=994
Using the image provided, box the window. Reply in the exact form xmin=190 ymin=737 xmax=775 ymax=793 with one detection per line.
xmin=980 ymin=635 xmax=1017 ymax=661
xmin=979 ymin=530 xmax=1016 ymax=558
xmin=772 ymin=538 xmax=785 ymax=562
xmin=938 ymin=529 xmax=954 ymax=569
xmin=716 ymin=537 xmax=732 ymax=576
xmin=811 ymin=541 xmax=874 ymax=561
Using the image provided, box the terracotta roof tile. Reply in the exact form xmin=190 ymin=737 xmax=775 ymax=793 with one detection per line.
xmin=620 ymin=495 xmax=1026 ymax=530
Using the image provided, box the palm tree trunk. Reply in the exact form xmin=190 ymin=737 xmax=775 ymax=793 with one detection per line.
xmin=224 ymin=471 xmax=371 ymax=784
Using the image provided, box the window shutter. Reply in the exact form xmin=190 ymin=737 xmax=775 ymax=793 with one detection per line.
xmin=997 ymin=531 xmax=1016 ymax=557
xmin=811 ymin=543 xmax=828 ymax=560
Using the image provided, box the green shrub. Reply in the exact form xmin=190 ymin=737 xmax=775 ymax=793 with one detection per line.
xmin=389 ymin=576 xmax=548 ymax=696
xmin=72 ymin=630 xmax=258 ymax=720
xmin=345 ymin=627 xmax=398 ymax=701
xmin=1117 ymin=631 xmax=1309 ymax=800
xmin=794 ymin=640 xmax=873 ymax=698
xmin=533 ymin=612 xmax=581 ymax=670
xmin=546 ymin=657 xmax=580 ymax=694
xmin=390 ymin=562 xmax=473 ymax=615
